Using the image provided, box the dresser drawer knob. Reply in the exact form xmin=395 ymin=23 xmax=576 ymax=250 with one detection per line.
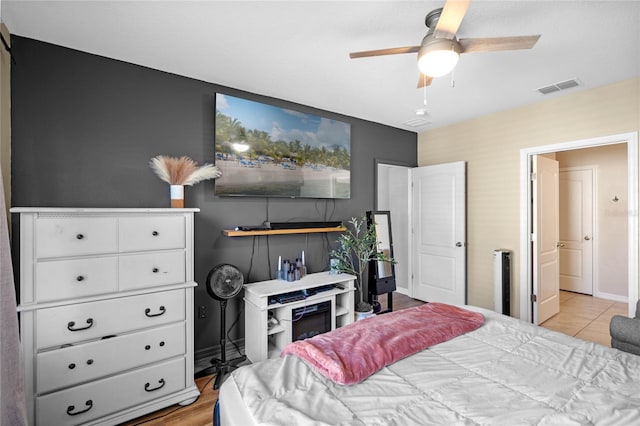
xmin=145 ymin=345 xmax=151 ymax=350
xmin=67 ymin=318 xmax=94 ymax=331
xmin=67 ymin=400 xmax=93 ymax=416
xmin=159 ymin=341 xmax=165 ymax=347
xmin=86 ymin=359 xmax=94 ymax=365
xmin=68 ymin=363 xmax=76 ymax=369
xmin=145 ymin=306 xmax=166 ymax=317
xmin=144 ymin=378 xmax=166 ymax=392
xmin=76 ymin=233 xmax=84 ymax=240
xmin=76 ymin=275 xmax=85 ymax=282
xmin=152 ymin=267 xmax=159 ymax=273
xmin=152 ymin=230 xmax=159 ymax=236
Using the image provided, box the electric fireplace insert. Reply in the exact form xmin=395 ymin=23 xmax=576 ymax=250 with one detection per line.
xmin=291 ymin=300 xmax=332 ymax=341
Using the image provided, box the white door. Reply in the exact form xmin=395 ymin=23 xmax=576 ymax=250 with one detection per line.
xmin=533 ymin=155 xmax=560 ymax=324
xmin=410 ymin=161 xmax=466 ymax=305
xmin=559 ymin=168 xmax=594 ymax=295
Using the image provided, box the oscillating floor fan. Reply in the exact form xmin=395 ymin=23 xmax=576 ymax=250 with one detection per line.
xmin=202 ymin=264 xmax=246 ymax=390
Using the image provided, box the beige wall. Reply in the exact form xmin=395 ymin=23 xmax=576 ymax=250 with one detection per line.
xmin=418 ymin=77 xmax=640 ymax=317
xmin=557 ymin=144 xmax=628 ymax=299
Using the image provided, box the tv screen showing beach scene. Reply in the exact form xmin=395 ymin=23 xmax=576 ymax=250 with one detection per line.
xmin=214 ymin=93 xmax=351 ymax=199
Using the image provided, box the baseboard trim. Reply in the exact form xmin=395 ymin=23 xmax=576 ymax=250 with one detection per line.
xmin=594 ymin=291 xmax=628 ymax=303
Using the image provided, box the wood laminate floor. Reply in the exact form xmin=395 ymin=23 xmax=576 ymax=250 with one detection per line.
xmin=121 ymin=373 xmax=218 ymax=425
xmin=123 ymin=291 xmax=626 ymax=425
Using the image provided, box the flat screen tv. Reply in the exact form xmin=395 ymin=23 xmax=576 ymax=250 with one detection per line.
xmin=214 ymin=93 xmax=351 ymax=199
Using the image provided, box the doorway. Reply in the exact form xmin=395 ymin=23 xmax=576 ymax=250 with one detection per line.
xmin=519 ymin=132 xmax=639 ymax=322
xmin=375 ymin=160 xmax=467 ymax=305
xmin=375 ymin=160 xmax=412 ymax=295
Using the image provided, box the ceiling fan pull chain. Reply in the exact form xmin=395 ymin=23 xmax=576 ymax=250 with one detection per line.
xmin=451 ymin=69 xmax=456 ymax=88
xmin=423 ymin=78 xmax=427 ymax=106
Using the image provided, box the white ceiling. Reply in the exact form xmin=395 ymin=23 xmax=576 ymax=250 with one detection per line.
xmin=2 ymin=1 xmax=639 ymax=132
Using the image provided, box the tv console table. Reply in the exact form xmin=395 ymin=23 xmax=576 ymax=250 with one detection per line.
xmin=243 ymin=272 xmax=356 ymax=363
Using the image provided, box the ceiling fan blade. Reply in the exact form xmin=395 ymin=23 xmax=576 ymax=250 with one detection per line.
xmin=349 ymin=46 xmax=420 ymax=59
xmin=459 ymin=35 xmax=541 ymax=53
xmin=417 ymin=74 xmax=433 ymax=88
xmin=434 ymin=0 xmax=471 ymax=39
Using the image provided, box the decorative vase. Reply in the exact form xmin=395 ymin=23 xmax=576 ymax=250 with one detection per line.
xmin=329 ymin=258 xmax=339 ymax=274
xmin=170 ymin=185 xmax=184 ymax=208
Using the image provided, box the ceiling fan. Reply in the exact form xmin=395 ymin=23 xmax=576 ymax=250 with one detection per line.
xmin=349 ymin=0 xmax=541 ymax=88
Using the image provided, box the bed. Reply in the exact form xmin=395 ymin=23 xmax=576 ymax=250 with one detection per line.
xmin=217 ymin=303 xmax=640 ymax=425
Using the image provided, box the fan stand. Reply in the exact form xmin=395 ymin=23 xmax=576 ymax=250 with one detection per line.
xmin=199 ymin=299 xmax=247 ymax=390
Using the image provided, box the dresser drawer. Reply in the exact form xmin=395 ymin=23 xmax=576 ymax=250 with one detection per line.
xmin=119 ymin=251 xmax=186 ymax=291
xmin=119 ymin=215 xmax=185 ymax=252
xmin=36 ymin=289 xmax=186 ymax=349
xmin=36 ymin=257 xmax=118 ymax=302
xmin=36 ymin=217 xmax=118 ymax=259
xmin=36 ymin=357 xmax=186 ymax=426
xmin=37 ymin=322 xmax=185 ymax=394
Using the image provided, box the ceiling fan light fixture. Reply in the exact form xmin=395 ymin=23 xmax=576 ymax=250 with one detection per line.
xmin=417 ymin=37 xmax=460 ymax=77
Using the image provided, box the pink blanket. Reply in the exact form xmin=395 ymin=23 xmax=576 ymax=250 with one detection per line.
xmin=280 ymin=303 xmax=484 ymax=385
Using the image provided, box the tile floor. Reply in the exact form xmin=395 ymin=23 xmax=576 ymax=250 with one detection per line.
xmin=539 ymin=290 xmax=629 ymax=347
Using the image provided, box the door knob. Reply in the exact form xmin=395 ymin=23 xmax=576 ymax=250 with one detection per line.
xmin=584 ymin=236 xmax=591 ymax=241
xmin=456 ymin=242 xmax=463 ymax=247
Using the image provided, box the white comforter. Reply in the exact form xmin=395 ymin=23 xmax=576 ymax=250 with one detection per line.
xmin=219 ymin=306 xmax=640 ymax=425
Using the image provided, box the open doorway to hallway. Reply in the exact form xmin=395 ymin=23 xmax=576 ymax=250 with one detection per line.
xmin=519 ymin=131 xmax=638 ymax=324
xmin=539 ymin=143 xmax=630 ymax=340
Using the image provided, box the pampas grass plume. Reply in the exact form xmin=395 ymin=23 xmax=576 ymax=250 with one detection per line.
xmin=150 ymin=155 xmax=222 ymax=185
xmin=183 ymin=163 xmax=222 ymax=185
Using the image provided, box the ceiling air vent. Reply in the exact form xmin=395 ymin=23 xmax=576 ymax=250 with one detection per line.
xmin=402 ymin=117 xmax=431 ymax=127
xmin=556 ymin=79 xmax=580 ymax=90
xmin=537 ymin=78 xmax=581 ymax=95
xmin=537 ymin=85 xmax=560 ymax=95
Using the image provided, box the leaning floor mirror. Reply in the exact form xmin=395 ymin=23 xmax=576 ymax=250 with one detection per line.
xmin=367 ymin=210 xmax=396 ymax=314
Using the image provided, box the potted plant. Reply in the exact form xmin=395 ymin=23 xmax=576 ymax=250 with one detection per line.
xmin=331 ymin=215 xmax=394 ymax=317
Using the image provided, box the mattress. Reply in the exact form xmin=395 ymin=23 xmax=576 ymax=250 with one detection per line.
xmin=219 ymin=306 xmax=640 ymax=425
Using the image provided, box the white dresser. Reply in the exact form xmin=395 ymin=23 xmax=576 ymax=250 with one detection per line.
xmin=11 ymin=208 xmax=201 ymax=426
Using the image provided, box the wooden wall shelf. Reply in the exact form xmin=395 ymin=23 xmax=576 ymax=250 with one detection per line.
xmin=223 ymin=226 xmax=346 ymax=237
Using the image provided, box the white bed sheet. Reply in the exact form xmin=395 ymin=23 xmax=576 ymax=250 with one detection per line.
xmin=219 ymin=306 xmax=640 ymax=425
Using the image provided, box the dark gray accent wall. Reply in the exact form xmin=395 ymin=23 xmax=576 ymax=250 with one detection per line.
xmin=10 ymin=36 xmax=417 ymax=352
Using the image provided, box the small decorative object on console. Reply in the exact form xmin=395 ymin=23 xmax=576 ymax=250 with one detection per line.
xmin=276 ymin=251 xmax=307 ymax=281
xmin=149 ymin=155 xmax=222 ymax=207
xmin=329 ymin=258 xmax=339 ymax=274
